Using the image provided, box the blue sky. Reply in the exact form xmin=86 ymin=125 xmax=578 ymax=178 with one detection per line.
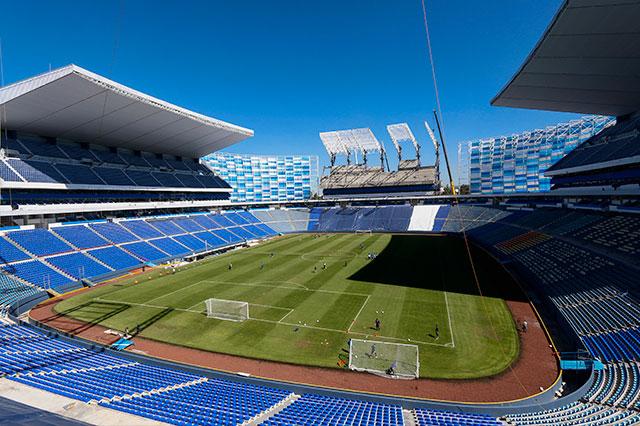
xmin=1 ymin=0 xmax=580 ymax=180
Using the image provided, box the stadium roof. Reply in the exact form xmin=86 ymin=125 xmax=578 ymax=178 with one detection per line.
xmin=0 ymin=64 xmax=253 ymax=158
xmin=492 ymin=0 xmax=640 ymax=116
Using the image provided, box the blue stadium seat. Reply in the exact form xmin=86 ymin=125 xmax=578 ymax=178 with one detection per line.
xmin=0 ymin=237 xmax=31 ymax=263
xmin=6 ymin=229 xmax=73 ymax=257
xmin=87 ymin=246 xmax=142 ymax=270
xmin=122 ymin=241 xmax=168 ymax=262
xmin=52 ymin=225 xmax=110 ymax=249
xmin=46 ymin=253 xmax=112 ymax=280
xmin=90 ymin=223 xmax=139 ymax=244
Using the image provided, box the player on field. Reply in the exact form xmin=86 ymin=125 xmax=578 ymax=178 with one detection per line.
xmin=375 ymin=318 xmax=381 ymax=331
xmin=369 ymin=343 xmax=377 ymax=358
xmin=228 ymin=263 xmax=233 ymax=271
xmin=435 ymin=323 xmax=440 ymax=340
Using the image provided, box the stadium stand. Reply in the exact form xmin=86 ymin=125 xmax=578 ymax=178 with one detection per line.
xmin=0 ymin=211 xmax=279 ymax=290
xmin=313 ymin=206 xmax=413 ymax=232
xmin=5 ymin=229 xmax=73 ymax=257
xmin=321 ymin=164 xmax=439 ymax=198
xmin=0 ymin=136 xmax=231 ymax=191
xmin=51 ymin=225 xmax=110 ymax=250
xmin=3 ymin=204 xmax=640 ymax=424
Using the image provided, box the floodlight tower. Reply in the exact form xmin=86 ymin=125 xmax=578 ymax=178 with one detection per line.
xmin=320 ymin=131 xmax=351 ymax=167
xmin=387 ymin=123 xmax=421 ymax=167
xmin=424 ymin=120 xmax=440 ymax=186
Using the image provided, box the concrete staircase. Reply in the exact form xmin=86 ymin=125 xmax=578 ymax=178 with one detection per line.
xmin=243 ymin=393 xmax=300 ymax=425
xmin=402 ymin=408 xmax=417 ymax=426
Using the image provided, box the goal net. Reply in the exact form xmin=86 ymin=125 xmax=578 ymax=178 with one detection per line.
xmin=348 ymin=339 xmax=419 ymax=379
xmin=205 ymin=298 xmax=249 ymax=322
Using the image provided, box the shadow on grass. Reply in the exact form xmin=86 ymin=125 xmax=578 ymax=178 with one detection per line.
xmin=348 ymin=234 xmax=526 ymax=302
xmin=43 ymin=300 xmax=131 ymax=335
xmin=130 ymin=307 xmax=174 ymax=337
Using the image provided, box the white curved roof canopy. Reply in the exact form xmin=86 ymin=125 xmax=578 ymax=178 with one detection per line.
xmin=0 ymin=65 xmax=253 ymax=158
xmin=492 ymin=0 xmax=640 ymax=116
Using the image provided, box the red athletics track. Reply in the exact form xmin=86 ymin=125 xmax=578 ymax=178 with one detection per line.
xmin=30 ymin=283 xmax=558 ymax=403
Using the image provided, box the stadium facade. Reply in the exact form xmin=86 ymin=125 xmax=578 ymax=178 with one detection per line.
xmin=202 ymin=152 xmax=319 ymax=203
xmin=464 ymin=116 xmax=614 ymax=194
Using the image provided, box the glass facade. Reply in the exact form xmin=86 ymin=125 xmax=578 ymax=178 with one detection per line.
xmin=203 ymin=153 xmax=319 ymax=203
xmin=465 ymin=116 xmax=614 ymax=194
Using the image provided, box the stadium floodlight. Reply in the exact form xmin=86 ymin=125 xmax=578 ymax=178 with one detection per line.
xmin=349 ymin=128 xmax=383 ymax=154
xmin=205 ymin=298 xmax=249 ymax=322
xmin=424 ymin=120 xmax=440 ymax=184
xmin=424 ymin=121 xmax=439 ymax=153
xmin=320 ymin=128 xmax=385 ymax=167
xmin=320 ymin=131 xmax=351 ymax=166
xmin=387 ymin=123 xmax=420 ymax=162
xmin=348 ymin=338 xmax=419 ymax=379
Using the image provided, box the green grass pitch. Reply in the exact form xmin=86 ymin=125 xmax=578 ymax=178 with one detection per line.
xmin=55 ymin=233 xmax=520 ymax=379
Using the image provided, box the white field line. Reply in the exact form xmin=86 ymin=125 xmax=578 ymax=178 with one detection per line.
xmin=95 ymin=298 xmax=197 ymax=314
xmin=203 ymin=280 xmax=368 ymax=298
xmin=277 ymin=309 xmax=295 ymax=323
xmin=94 ymin=297 xmax=450 ymax=347
xmin=144 ymin=279 xmax=210 ymax=305
xmin=443 ymin=291 xmax=455 ymax=348
xmin=347 ymin=295 xmax=370 ymax=333
xmin=249 ymin=302 xmax=291 ymax=310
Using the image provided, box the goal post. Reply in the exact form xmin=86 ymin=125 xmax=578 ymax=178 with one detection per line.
xmin=348 ymin=338 xmax=419 ymax=379
xmin=205 ymin=298 xmax=249 ymax=322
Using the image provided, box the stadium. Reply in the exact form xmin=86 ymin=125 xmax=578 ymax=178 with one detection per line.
xmin=0 ymin=1 xmax=639 ymax=425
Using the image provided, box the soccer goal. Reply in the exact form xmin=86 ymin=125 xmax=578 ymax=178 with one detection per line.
xmin=205 ymin=298 xmax=249 ymax=322
xmin=348 ymin=339 xmax=419 ymax=379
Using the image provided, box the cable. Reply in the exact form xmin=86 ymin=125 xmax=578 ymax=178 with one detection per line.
xmin=419 ymin=0 xmax=541 ymax=399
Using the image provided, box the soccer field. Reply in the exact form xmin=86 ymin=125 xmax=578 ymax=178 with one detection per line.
xmin=54 ymin=233 xmax=520 ymax=379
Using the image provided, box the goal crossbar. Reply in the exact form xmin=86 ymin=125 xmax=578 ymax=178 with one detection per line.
xmin=348 ymin=338 xmax=419 ymax=379
xmin=205 ymin=298 xmax=249 ymax=322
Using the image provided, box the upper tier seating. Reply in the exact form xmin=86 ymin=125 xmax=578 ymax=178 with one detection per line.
xmin=52 ymin=225 xmax=110 ymax=250
xmin=1 ymin=135 xmax=230 ymax=191
xmin=120 ymin=220 xmax=164 ymax=239
xmin=90 ymin=222 xmax=139 ymax=244
xmin=0 ymin=237 xmax=31 ymax=263
xmin=548 ymin=114 xmax=640 ymax=173
xmin=5 ymin=229 xmax=72 ymax=257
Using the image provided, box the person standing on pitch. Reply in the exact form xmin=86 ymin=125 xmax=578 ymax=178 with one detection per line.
xmin=369 ymin=343 xmax=377 ymax=358
xmin=228 ymin=263 xmax=232 ymax=271
xmin=435 ymin=323 xmax=440 ymax=340
xmin=375 ymin=318 xmax=381 ymax=331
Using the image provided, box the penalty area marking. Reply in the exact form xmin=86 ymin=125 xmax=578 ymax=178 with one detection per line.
xmin=92 ymin=297 xmax=450 ymax=347
xmin=347 ymin=295 xmax=370 ymax=333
